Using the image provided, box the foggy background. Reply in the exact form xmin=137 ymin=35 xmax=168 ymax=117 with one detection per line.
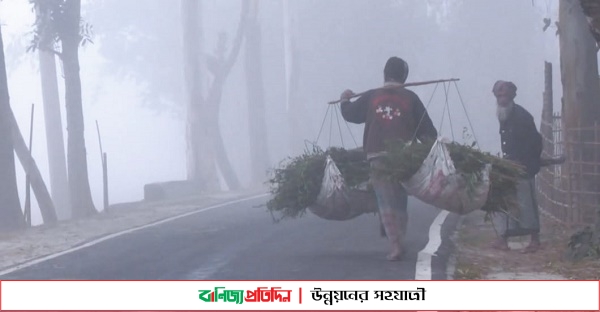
xmin=0 ymin=0 xmax=565 ymax=225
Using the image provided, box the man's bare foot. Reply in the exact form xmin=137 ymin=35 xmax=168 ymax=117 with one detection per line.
xmin=491 ymin=238 xmax=510 ymax=251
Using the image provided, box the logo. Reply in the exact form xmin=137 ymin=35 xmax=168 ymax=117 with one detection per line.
xmin=199 ymin=287 xmax=293 ymax=304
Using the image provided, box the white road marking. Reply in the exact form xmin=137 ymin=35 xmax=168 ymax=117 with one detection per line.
xmin=414 ymin=210 xmax=450 ymax=280
xmin=0 ymin=193 xmax=270 ymax=277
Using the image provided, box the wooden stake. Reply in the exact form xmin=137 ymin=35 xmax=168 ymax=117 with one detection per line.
xmin=103 ymin=152 xmax=108 ymax=212
xmin=96 ymin=121 xmax=109 ymax=213
xmin=96 ymin=120 xmax=103 ymax=156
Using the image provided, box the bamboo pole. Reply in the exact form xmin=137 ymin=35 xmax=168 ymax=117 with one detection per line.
xmin=328 ymin=78 xmax=460 ymax=104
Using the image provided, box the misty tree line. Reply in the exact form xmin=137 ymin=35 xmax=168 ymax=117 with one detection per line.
xmin=1 ymin=0 xmax=597 ymax=232
xmin=0 ymin=0 xmax=284 ymax=230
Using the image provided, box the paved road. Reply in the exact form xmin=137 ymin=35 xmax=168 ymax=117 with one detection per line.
xmin=0 ymin=195 xmax=459 ymax=280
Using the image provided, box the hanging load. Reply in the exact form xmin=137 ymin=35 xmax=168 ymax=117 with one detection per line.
xmin=308 ymin=155 xmax=378 ymax=221
xmin=392 ymin=138 xmax=491 ymax=215
xmin=373 ymin=138 xmax=525 ymax=215
xmin=266 ymin=146 xmax=376 ymax=221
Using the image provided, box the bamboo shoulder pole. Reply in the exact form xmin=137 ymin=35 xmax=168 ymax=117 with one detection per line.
xmin=328 ymin=78 xmax=460 ymax=104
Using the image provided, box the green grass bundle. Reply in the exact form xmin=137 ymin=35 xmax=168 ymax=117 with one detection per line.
xmin=266 ymin=147 xmax=370 ymax=220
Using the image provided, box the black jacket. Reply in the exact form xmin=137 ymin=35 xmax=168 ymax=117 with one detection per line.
xmin=341 ymin=87 xmax=437 ymax=155
xmin=499 ymin=104 xmax=543 ymax=178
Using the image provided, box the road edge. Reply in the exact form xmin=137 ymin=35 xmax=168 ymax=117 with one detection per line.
xmin=0 ymin=192 xmax=269 ymax=277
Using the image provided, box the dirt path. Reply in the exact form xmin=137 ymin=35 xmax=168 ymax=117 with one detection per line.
xmin=452 ymin=210 xmax=600 ymax=280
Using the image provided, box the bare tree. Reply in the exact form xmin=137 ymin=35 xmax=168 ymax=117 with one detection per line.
xmin=244 ymin=0 xmax=270 ymax=184
xmin=30 ymin=0 xmax=97 ymax=218
xmin=0 ymin=25 xmax=26 ymax=231
xmin=181 ymin=0 xmax=218 ymax=190
xmin=182 ymin=0 xmax=247 ymax=191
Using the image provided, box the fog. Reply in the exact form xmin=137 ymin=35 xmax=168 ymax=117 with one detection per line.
xmin=0 ymin=0 xmax=565 ymax=225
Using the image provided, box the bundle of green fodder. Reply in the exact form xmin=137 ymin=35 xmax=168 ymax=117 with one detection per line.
xmin=266 ymin=146 xmax=370 ymax=220
xmin=373 ymin=139 xmax=525 ymax=214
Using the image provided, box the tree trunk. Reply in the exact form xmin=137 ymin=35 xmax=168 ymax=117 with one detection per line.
xmin=214 ymin=123 xmax=241 ymax=190
xmin=205 ymin=78 xmax=241 ymax=191
xmin=181 ymin=0 xmax=219 ymax=191
xmin=282 ymin=0 xmax=308 ymax=155
xmin=61 ymin=0 xmax=96 ymax=218
xmin=287 ymin=50 xmax=307 ymax=154
xmin=560 ymin=0 xmax=600 ymax=127
xmin=201 ymin=2 xmax=249 ymax=191
xmin=181 ymin=1 xmax=248 ymax=192
xmin=244 ymin=0 xmax=270 ymax=184
xmin=39 ymin=39 xmax=71 ymax=220
xmin=559 ymin=0 xmax=600 ymax=232
xmin=208 ymin=3 xmax=248 ymax=191
xmin=0 ymin=25 xmax=25 ymax=231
